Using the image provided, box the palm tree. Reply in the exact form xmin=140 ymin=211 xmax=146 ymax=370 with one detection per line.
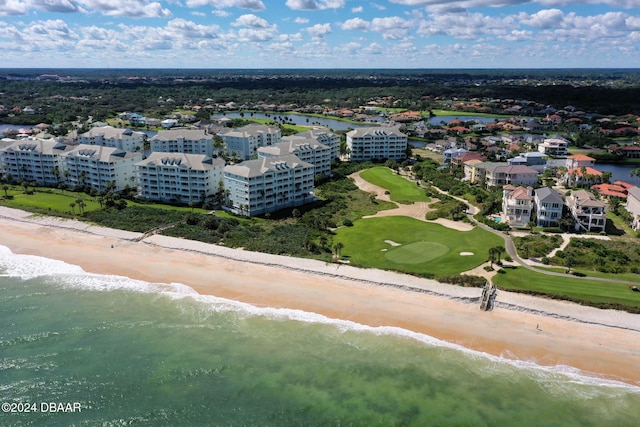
xmin=69 ymin=202 xmax=76 ymax=215
xmin=333 ymin=242 xmax=344 ymax=259
xmin=76 ymin=198 xmax=86 ymax=215
xmin=2 ymin=185 xmax=8 ymax=197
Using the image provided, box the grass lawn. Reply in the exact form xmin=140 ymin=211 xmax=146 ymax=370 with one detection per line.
xmin=359 ymin=167 xmax=430 ymax=204
xmin=606 ymin=211 xmax=635 ymax=237
xmin=492 ymin=266 xmax=640 ymax=312
xmin=335 ymin=216 xmax=503 ymax=276
xmin=0 ymin=187 xmax=213 ymax=216
xmin=1 ymin=191 xmax=101 ymax=215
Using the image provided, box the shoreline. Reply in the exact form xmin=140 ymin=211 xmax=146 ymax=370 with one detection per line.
xmin=1 ymin=206 xmax=639 ymax=386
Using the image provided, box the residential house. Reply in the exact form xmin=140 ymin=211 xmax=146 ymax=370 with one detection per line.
xmin=78 ymin=126 xmax=145 ymax=152
xmin=507 ymin=151 xmax=548 ymax=172
xmin=346 ymin=127 xmax=408 ymax=162
xmin=443 ymin=148 xmax=468 ymax=165
xmin=136 ymin=152 xmax=225 ymax=204
xmin=538 ymin=137 xmax=569 ymax=157
xmin=625 ymin=186 xmax=640 ymax=231
xmin=561 ymin=166 xmax=604 ymax=187
xmin=502 ymin=185 xmax=533 ymax=227
xmin=485 ymin=164 xmax=539 ymax=188
xmin=463 ymin=159 xmax=485 ymax=183
xmin=534 ymin=187 xmax=564 ymax=227
xmin=219 ymin=123 xmax=282 ymax=160
xmin=567 ymin=189 xmax=607 ymax=233
xmin=150 ymin=129 xmax=214 ymax=156
xmin=258 ymin=137 xmax=331 ymax=176
xmin=223 ymin=154 xmax=315 ymax=216
xmin=565 ymin=154 xmax=595 ymax=169
xmin=62 ymin=144 xmax=142 ymax=191
xmin=451 ymin=152 xmax=486 ymax=168
xmin=591 ymin=181 xmax=633 ymax=200
xmin=0 ymin=138 xmax=71 ymax=186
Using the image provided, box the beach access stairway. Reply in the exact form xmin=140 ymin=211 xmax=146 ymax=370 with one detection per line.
xmin=480 ymin=281 xmax=497 ymax=311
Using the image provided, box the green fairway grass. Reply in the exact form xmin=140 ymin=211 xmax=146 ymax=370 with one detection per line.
xmin=335 ymin=216 xmax=502 ymax=276
xmin=2 ymin=191 xmax=101 ymax=214
xmin=359 ymin=167 xmax=430 ymax=204
xmin=492 ymin=266 xmax=640 ymax=311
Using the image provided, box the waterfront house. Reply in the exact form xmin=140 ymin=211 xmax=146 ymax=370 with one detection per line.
xmin=567 ymin=189 xmax=606 ymax=233
xmin=62 ymin=144 xmax=142 ymax=191
xmin=561 ymin=166 xmax=604 ymax=187
xmin=565 ymin=154 xmax=596 ymax=169
xmin=136 ymin=152 xmax=225 ymax=204
xmin=346 ymin=127 xmax=408 ymax=162
xmin=78 ymin=126 xmax=145 ymax=152
xmin=534 ymin=187 xmax=564 ymax=227
xmin=502 ymin=185 xmax=533 ymax=227
xmin=223 ymin=154 xmax=315 ymax=216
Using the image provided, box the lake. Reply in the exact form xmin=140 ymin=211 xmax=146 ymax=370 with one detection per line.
xmin=213 ymin=112 xmax=501 ymax=131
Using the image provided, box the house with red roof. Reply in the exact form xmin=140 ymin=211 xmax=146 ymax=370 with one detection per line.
xmin=566 ymin=154 xmax=595 ymax=169
xmin=561 ymin=166 xmax=604 ymax=187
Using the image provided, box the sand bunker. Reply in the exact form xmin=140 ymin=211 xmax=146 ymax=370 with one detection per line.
xmin=460 ymin=252 xmax=474 ymax=256
xmin=385 ymin=240 xmax=401 ymax=246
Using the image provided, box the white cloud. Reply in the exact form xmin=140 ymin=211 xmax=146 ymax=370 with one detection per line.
xmin=76 ymin=1 xmax=172 ymax=18
xmin=352 ymin=6 xmax=363 ymax=13
xmin=370 ymin=16 xmax=414 ymax=40
xmin=232 ymin=14 xmax=272 ymax=29
xmin=521 ymin=8 xmax=564 ymax=29
xmin=185 ymin=0 xmax=265 ymax=11
xmin=340 ymin=18 xmax=370 ymax=31
xmin=0 ymin=0 xmax=28 ymax=16
xmin=34 ymin=0 xmax=83 ymax=13
xmin=294 ymin=17 xmax=309 ymax=24
xmin=285 ymin=0 xmax=346 ymax=11
xmin=305 ymin=23 xmax=331 ymax=38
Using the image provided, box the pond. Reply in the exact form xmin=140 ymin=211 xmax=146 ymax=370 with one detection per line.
xmin=211 ymin=112 xmax=371 ymax=131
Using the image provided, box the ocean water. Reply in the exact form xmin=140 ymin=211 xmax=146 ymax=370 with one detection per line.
xmin=1 ymin=245 xmax=639 ymax=427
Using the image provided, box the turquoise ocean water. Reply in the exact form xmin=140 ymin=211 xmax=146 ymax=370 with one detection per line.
xmin=1 ymin=245 xmax=639 ymax=426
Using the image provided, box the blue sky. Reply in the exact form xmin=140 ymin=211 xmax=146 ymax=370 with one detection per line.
xmin=0 ymin=1 xmax=639 ymax=68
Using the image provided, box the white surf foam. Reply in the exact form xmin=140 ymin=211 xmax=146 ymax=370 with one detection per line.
xmin=1 ymin=245 xmax=638 ymax=393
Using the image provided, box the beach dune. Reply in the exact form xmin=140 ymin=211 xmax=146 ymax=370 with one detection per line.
xmin=1 ymin=206 xmax=639 ymax=386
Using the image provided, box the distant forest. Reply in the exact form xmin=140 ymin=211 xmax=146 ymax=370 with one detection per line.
xmin=1 ymin=68 xmax=640 ymax=125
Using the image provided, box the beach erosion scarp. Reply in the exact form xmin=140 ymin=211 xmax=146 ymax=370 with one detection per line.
xmin=0 ymin=205 xmax=639 ymax=386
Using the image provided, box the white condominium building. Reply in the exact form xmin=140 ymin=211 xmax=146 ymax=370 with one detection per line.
xmin=257 ymin=137 xmax=331 ymax=176
xmin=346 ymin=127 xmax=408 ymax=161
xmin=219 ymin=123 xmax=281 ymax=160
xmin=223 ymin=154 xmax=315 ymax=216
xmin=62 ymin=144 xmax=143 ymax=191
xmin=149 ymin=129 xmax=214 ymax=156
xmin=0 ymin=138 xmax=71 ymax=186
xmin=295 ymin=128 xmax=341 ymax=160
xmin=136 ymin=152 xmax=225 ymax=204
xmin=78 ymin=126 xmax=146 ymax=152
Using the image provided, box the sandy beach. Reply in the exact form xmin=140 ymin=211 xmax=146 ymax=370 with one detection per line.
xmin=1 ymin=206 xmax=639 ymax=386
